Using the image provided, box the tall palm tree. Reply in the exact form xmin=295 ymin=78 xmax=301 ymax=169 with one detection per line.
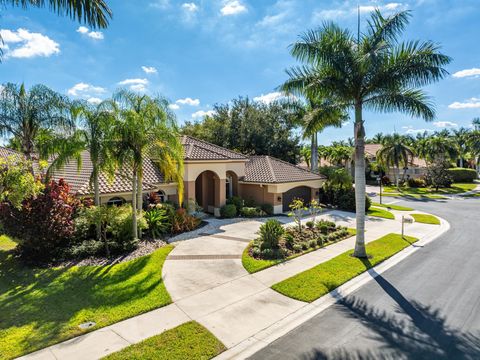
xmin=369 ymin=132 xmax=385 ymax=144
xmin=300 ymin=146 xmax=311 ymax=168
xmin=111 ymin=90 xmax=184 ymax=239
xmin=39 ymin=101 xmax=117 ymax=238
xmin=452 ymin=128 xmax=469 ymax=168
xmin=467 ymin=130 xmax=480 ymax=175
xmin=281 ymin=10 xmax=450 ymax=257
xmin=0 ymin=83 xmax=73 ymax=166
xmin=417 ymin=136 xmax=458 ymax=164
xmin=377 ymin=134 xmax=414 ymax=186
xmin=1 ymin=0 xmax=112 ymax=28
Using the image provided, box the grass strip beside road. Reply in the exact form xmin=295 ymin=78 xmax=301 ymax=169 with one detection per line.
xmin=271 ymin=233 xmax=417 ymax=303
xmin=242 ymin=229 xmax=356 ymax=274
xmin=0 ymin=245 xmax=174 ymax=360
xmin=372 ymin=203 xmax=413 ymax=211
xmin=103 ymin=321 xmax=226 ymax=360
xmin=367 ymin=207 xmax=395 ymax=219
xmin=410 ymin=213 xmax=441 ymax=225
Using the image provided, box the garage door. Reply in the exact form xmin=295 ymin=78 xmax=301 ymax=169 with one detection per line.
xmin=282 ymin=186 xmax=312 ymax=212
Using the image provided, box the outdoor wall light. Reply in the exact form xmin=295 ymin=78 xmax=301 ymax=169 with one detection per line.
xmin=277 ymin=196 xmax=282 ymax=201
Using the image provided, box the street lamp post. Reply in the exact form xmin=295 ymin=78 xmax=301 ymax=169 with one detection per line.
xmin=377 ymin=176 xmax=383 ymax=204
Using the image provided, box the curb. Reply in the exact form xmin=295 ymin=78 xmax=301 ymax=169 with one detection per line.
xmin=215 ymin=215 xmax=450 ymax=359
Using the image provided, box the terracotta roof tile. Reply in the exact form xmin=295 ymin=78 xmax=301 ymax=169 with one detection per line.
xmin=244 ymin=156 xmax=325 ymax=184
xmin=181 ymin=136 xmax=247 ymax=161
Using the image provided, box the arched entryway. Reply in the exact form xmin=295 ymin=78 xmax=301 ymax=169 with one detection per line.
xmin=195 ymin=170 xmax=226 ymax=214
xmin=282 ymin=186 xmax=312 ymax=212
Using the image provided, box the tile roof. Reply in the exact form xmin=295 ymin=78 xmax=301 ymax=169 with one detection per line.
xmin=244 ymin=156 xmax=325 ymax=184
xmin=181 ymin=135 xmax=247 ymax=161
xmin=365 ymin=144 xmax=427 ymax=168
xmin=0 ymin=146 xmax=23 ymax=160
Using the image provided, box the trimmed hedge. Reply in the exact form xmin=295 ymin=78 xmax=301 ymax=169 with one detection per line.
xmin=447 ymin=168 xmax=477 ymax=183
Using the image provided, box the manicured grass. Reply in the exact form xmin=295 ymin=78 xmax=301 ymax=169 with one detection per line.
xmin=367 ymin=207 xmax=395 ymax=219
xmin=384 ymin=183 xmax=476 ymax=198
xmin=103 ymin=321 xmax=226 ymax=360
xmin=271 ymin=233 xmax=417 ymax=302
xmin=372 ymin=203 xmax=413 ymax=211
xmin=0 ymin=245 xmax=174 ymax=360
xmin=242 ymin=228 xmax=356 ymax=274
xmin=0 ymin=234 xmax=17 ymax=251
xmin=410 ymin=213 xmax=441 ymax=225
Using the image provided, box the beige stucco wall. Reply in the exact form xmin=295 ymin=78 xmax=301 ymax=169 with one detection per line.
xmin=183 ymin=160 xmax=246 ymax=182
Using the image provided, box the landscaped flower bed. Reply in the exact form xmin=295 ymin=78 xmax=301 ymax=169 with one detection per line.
xmin=242 ymin=219 xmax=355 ymax=273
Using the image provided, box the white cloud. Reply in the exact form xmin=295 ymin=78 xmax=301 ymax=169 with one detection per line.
xmin=118 ymin=78 xmax=149 ymax=92
xmin=192 ymin=110 xmax=215 ymax=119
xmin=221 ymin=0 xmax=247 ymax=16
xmin=402 ymin=125 xmax=432 ymax=135
xmin=176 ymin=97 xmax=200 ymax=106
xmin=76 ymin=26 xmax=104 ymax=40
xmin=182 ymin=2 xmax=198 ymax=12
xmin=433 ymin=121 xmax=458 ymax=128
xmin=142 ymin=66 xmax=157 ymax=74
xmin=168 ymin=103 xmax=180 ymax=110
xmin=150 ymin=0 xmax=170 ymax=9
xmin=313 ymin=2 xmax=406 ymax=21
xmin=87 ymin=97 xmax=103 ymax=105
xmin=452 ymin=68 xmax=480 ymax=78
xmin=253 ymin=92 xmax=286 ymax=104
xmin=67 ymin=82 xmax=106 ymax=98
xmin=0 ymin=28 xmax=60 ymax=59
xmin=448 ymin=98 xmax=480 ymax=109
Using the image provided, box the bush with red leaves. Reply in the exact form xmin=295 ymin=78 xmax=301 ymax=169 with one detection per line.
xmin=0 ymin=179 xmax=82 ymax=261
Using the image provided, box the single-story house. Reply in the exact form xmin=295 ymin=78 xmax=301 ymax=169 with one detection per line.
xmin=0 ymin=136 xmax=325 ymax=215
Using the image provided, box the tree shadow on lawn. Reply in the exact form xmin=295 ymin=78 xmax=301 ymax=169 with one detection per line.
xmin=301 ymin=271 xmax=480 ymax=360
xmin=0 ymin=249 xmax=168 ymax=358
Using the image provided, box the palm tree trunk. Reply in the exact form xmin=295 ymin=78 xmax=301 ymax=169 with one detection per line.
xmin=137 ymin=171 xmax=143 ymax=239
xmin=131 ymin=169 xmax=138 ymax=240
xmin=353 ymin=103 xmax=367 ymax=258
xmin=311 ymin=133 xmax=318 ymax=173
xmin=93 ymin=165 xmax=101 ymax=240
xmin=459 ymin=156 xmax=464 ymax=168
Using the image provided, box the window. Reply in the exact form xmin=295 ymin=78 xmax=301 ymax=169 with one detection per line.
xmin=226 ymin=175 xmax=233 ymax=198
xmin=106 ymin=197 xmax=126 ymax=206
xmin=157 ymin=190 xmax=166 ymax=203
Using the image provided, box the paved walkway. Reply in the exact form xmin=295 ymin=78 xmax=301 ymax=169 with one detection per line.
xmin=20 ymin=209 xmax=446 ymax=360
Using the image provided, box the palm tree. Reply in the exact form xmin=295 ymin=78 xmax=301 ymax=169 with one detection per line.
xmin=0 ymin=83 xmax=73 ymax=167
xmin=1 ymin=0 xmax=112 ymax=28
xmin=377 ymin=134 xmax=414 ymax=186
xmin=467 ymin=130 xmax=480 ymax=175
xmin=111 ymin=90 xmax=184 ymax=239
xmin=452 ymin=128 xmax=470 ymax=168
xmin=300 ymin=146 xmax=311 ymax=168
xmin=417 ymin=136 xmax=458 ymax=164
xmin=41 ymin=101 xmax=117 ymax=239
xmin=292 ymin=96 xmax=347 ymax=172
xmin=369 ymin=133 xmax=385 ymax=144
xmin=281 ymin=10 xmax=450 ymax=257
xmin=473 ymin=118 xmax=480 ymax=131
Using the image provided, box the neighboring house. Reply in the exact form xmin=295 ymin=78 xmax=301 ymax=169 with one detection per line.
xmin=0 ymin=136 xmax=325 ymax=215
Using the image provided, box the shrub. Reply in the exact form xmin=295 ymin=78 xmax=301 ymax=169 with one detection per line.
xmin=252 ymin=246 xmax=261 ymax=258
xmin=240 ymin=206 xmax=265 ymax=218
xmin=317 ymin=235 xmax=326 ymax=246
xmin=144 ymin=207 xmax=171 ymax=238
xmin=0 ymin=179 xmax=81 ymax=261
xmin=226 ymin=196 xmax=244 ymax=210
xmin=319 ymin=224 xmax=329 ymax=235
xmin=220 ymin=204 xmax=237 ymax=218
xmin=327 ymin=233 xmax=338 ymax=242
xmin=306 ymin=220 xmax=314 ymax=229
xmin=301 ymin=242 xmax=309 ymax=250
xmin=382 ymin=175 xmax=392 ymax=185
xmin=243 ymin=197 xmax=256 ymax=207
xmin=171 ymin=208 xmax=201 ymax=234
xmin=293 ymin=244 xmax=302 ymax=252
xmin=407 ymin=177 xmax=426 ymax=188
xmin=260 ymin=203 xmax=274 ymax=215
xmin=258 ymin=219 xmax=284 ymax=250
xmin=447 ymin=168 xmax=477 ymax=183
xmin=309 ymin=239 xmax=317 ymax=248
xmin=320 ymin=185 xmax=371 ymax=212
xmin=425 ymin=160 xmax=453 ymax=190
xmin=284 ymin=233 xmax=295 ymax=248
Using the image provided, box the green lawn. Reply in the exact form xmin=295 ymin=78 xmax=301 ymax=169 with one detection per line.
xmin=372 ymin=202 xmax=413 ymax=211
xmin=367 ymin=207 xmax=395 ymax=219
xmin=0 ymin=245 xmax=174 ymax=360
xmin=410 ymin=213 xmax=441 ymax=225
xmin=0 ymin=234 xmax=17 ymax=251
xmin=271 ymin=233 xmax=417 ymax=302
xmin=103 ymin=321 xmax=226 ymax=360
xmin=242 ymin=229 xmax=356 ymax=274
xmin=383 ymin=183 xmax=476 ymax=199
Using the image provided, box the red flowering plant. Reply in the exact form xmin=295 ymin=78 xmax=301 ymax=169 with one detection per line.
xmin=0 ymin=178 xmax=82 ymax=261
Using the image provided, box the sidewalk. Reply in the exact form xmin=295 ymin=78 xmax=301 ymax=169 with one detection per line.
xmin=20 ymin=209 xmax=448 ymax=360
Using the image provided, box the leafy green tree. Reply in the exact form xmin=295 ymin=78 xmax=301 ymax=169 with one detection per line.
xmin=111 ymin=90 xmax=184 ymax=240
xmin=425 ymin=159 xmax=453 ymax=191
xmin=377 ymin=134 xmax=414 ymax=186
xmin=0 ymin=83 xmax=73 ymax=167
xmin=281 ymin=10 xmax=450 ymax=257
xmin=182 ymin=97 xmax=301 ymax=163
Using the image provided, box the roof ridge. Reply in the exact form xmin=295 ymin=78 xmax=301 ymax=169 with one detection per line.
xmin=251 ymin=154 xmax=319 ymax=176
xmin=183 ymin=135 xmax=247 ymax=159
xmin=265 ymin=156 xmax=277 ymax=183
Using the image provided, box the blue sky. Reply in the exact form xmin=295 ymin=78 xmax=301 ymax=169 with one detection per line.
xmin=1 ymin=0 xmax=479 ymax=145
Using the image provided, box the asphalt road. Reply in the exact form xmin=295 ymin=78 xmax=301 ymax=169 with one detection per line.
xmin=250 ymin=197 xmax=480 ymax=360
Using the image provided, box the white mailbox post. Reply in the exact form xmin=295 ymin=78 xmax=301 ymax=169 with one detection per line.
xmin=402 ymin=215 xmax=414 ymax=238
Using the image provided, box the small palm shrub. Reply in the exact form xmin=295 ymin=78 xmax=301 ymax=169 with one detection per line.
xmin=258 ymin=219 xmax=284 ymax=250
xmin=240 ymin=206 xmax=266 ymax=217
xmin=144 ymin=207 xmax=171 ymax=238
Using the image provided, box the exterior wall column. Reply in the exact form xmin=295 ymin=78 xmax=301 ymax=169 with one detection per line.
xmin=183 ymin=180 xmax=196 ymax=209
xmin=213 ymin=177 xmax=226 ymax=217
